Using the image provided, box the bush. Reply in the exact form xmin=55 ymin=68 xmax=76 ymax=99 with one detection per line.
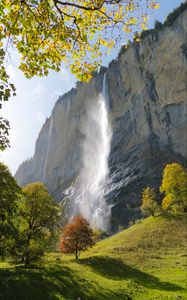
xmin=129 ymin=220 xmax=134 ymax=227
xmin=135 ymin=219 xmax=142 ymax=225
xmin=93 ymin=229 xmax=109 ymax=241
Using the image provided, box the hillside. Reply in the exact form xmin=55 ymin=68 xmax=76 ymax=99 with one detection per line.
xmin=0 ymin=216 xmax=186 ymax=300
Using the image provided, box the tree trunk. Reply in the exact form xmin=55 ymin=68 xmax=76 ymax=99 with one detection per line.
xmin=75 ymin=248 xmax=79 ymax=261
xmin=75 ymin=249 xmax=78 ymax=261
xmin=25 ymin=233 xmax=31 ymax=267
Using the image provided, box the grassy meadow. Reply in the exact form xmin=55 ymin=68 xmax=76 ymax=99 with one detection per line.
xmin=0 ymin=215 xmax=186 ymax=300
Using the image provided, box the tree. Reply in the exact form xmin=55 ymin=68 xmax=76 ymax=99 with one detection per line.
xmin=0 ymin=48 xmax=16 ymax=150
xmin=160 ymin=163 xmax=187 ymax=215
xmin=59 ymin=215 xmax=95 ymax=260
xmin=17 ymin=182 xmax=60 ymax=266
xmin=1 ymin=0 xmax=160 ymax=81
xmin=0 ymin=162 xmax=21 ymax=258
xmin=140 ymin=187 xmax=159 ymax=217
xmin=0 ymin=0 xmax=160 ymax=150
xmin=0 ymin=117 xmax=10 ymax=151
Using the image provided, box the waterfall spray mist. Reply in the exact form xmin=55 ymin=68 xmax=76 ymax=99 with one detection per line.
xmin=73 ymin=74 xmax=112 ymax=230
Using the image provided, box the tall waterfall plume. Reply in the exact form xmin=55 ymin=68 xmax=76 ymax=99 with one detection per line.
xmin=73 ymin=74 xmax=112 ymax=230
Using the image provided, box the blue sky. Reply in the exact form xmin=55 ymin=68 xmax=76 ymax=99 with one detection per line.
xmin=0 ymin=0 xmax=184 ymax=174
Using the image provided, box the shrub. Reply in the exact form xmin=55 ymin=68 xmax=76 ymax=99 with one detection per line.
xmin=129 ymin=220 xmax=134 ymax=227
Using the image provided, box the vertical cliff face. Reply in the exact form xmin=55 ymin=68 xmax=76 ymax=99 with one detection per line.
xmin=105 ymin=7 xmax=187 ymax=227
xmin=15 ymin=8 xmax=187 ymax=229
xmin=16 ymin=68 xmax=106 ymax=198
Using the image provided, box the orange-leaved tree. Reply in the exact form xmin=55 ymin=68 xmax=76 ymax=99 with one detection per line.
xmin=59 ymin=215 xmax=95 ymax=260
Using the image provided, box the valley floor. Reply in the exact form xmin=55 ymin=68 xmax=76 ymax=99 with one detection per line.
xmin=0 ymin=216 xmax=186 ymax=300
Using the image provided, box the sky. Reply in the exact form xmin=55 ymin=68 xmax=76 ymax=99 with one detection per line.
xmin=0 ymin=0 xmax=184 ymax=174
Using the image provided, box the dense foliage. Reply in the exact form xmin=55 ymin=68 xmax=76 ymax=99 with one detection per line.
xmin=0 ymin=167 xmax=62 ymax=264
xmin=160 ymin=163 xmax=187 ymax=215
xmin=0 ymin=0 xmax=159 ymax=81
xmin=0 ymin=162 xmax=21 ymax=257
xmin=59 ymin=215 xmax=95 ymax=260
xmin=17 ymin=182 xmax=61 ymax=266
xmin=0 ymin=48 xmax=16 ymax=150
xmin=140 ymin=187 xmax=159 ymax=217
xmin=0 ymin=117 xmax=10 ymax=151
xmin=140 ymin=163 xmax=187 ymax=219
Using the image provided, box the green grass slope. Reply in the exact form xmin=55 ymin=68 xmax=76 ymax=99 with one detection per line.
xmin=0 ymin=216 xmax=186 ymax=300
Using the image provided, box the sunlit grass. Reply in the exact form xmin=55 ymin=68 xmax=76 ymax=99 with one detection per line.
xmin=0 ymin=215 xmax=186 ymax=300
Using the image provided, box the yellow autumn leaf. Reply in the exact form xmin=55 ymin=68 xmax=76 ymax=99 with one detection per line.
xmin=150 ymin=2 xmax=160 ymax=9
xmin=125 ymin=3 xmax=135 ymax=11
xmin=100 ymin=39 xmax=108 ymax=46
xmin=123 ymin=26 xmax=132 ymax=33
xmin=128 ymin=17 xmax=137 ymax=25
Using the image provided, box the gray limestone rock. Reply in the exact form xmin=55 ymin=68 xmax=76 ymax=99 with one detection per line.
xmin=15 ymin=7 xmax=187 ymax=230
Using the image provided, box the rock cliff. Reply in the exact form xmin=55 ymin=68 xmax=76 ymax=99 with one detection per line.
xmin=15 ymin=6 xmax=187 ymax=229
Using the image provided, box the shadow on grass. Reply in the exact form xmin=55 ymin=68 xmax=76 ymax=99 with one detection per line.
xmin=80 ymin=256 xmax=183 ymax=292
xmin=0 ymin=264 xmax=85 ymax=300
xmin=0 ymin=256 xmax=184 ymax=300
xmin=0 ymin=263 xmax=130 ymax=300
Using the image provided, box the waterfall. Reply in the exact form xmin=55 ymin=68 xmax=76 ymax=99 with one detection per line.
xmin=42 ymin=116 xmax=53 ymax=181
xmin=73 ymin=74 xmax=112 ymax=230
